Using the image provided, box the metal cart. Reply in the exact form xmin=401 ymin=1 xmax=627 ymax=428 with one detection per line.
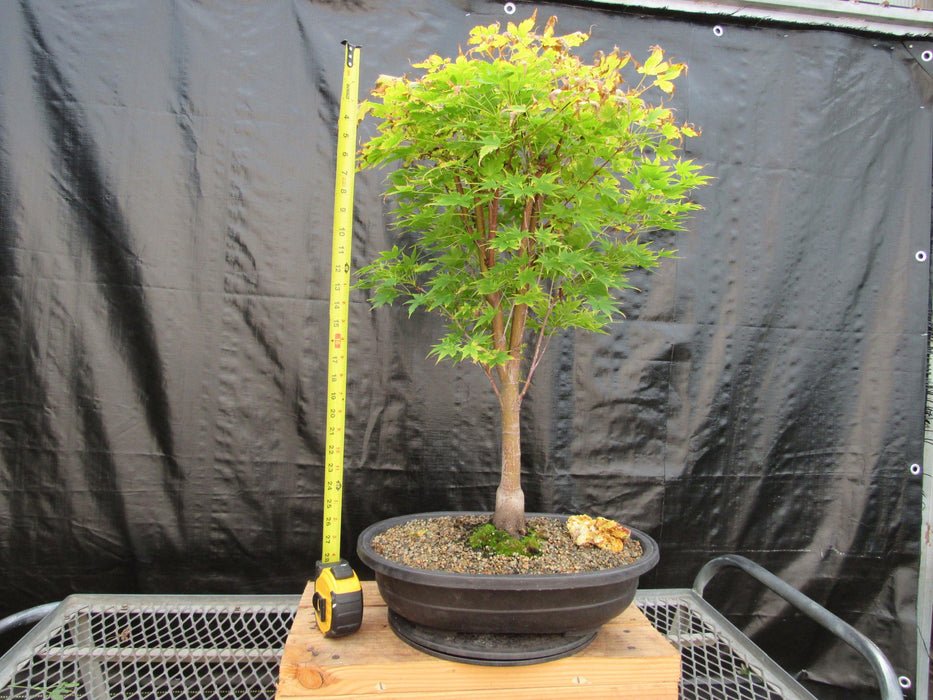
xmin=0 ymin=555 xmax=905 ymax=699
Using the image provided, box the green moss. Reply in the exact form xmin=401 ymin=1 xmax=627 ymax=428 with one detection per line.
xmin=468 ymin=523 xmax=543 ymax=557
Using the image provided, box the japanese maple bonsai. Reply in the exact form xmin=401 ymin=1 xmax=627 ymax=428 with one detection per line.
xmin=356 ymin=13 xmax=708 ymax=538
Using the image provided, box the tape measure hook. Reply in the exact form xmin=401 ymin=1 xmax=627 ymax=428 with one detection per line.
xmin=341 ymin=40 xmax=362 ymax=67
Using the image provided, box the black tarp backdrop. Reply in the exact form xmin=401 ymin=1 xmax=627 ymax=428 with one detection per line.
xmin=0 ymin=0 xmax=929 ymax=692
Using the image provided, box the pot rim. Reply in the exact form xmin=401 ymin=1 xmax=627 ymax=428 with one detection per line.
xmin=357 ymin=511 xmax=660 ymax=590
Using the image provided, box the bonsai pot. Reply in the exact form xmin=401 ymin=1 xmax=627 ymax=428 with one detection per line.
xmin=357 ymin=511 xmax=659 ymax=664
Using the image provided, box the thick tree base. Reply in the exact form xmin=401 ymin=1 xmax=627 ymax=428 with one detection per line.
xmin=492 ymin=485 xmax=526 ymax=537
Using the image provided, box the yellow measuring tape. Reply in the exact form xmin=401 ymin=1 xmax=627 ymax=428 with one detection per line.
xmin=313 ymin=40 xmax=363 ymax=639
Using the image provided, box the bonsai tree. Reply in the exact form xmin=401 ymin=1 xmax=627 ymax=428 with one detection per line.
xmin=356 ymin=13 xmax=708 ymax=537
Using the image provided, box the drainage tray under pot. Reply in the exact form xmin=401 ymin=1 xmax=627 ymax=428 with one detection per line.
xmin=387 ymin=610 xmax=598 ymax=666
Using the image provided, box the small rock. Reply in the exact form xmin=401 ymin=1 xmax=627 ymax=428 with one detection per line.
xmin=566 ymin=514 xmax=631 ymax=552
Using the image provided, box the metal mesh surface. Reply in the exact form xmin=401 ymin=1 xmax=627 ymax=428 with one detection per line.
xmin=638 ymin=599 xmax=785 ymax=700
xmin=0 ymin=597 xmax=297 ymax=699
xmin=0 ymin=591 xmax=814 ymax=699
xmin=636 ymin=591 xmax=816 ymax=700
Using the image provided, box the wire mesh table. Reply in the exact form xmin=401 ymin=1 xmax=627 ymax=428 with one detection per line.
xmin=0 ymin=556 xmax=902 ymax=699
xmin=0 ymin=593 xmax=808 ymax=699
xmin=0 ymin=595 xmax=295 ymax=699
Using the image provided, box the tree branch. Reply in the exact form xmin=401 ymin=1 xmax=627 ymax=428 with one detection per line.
xmin=519 ymin=293 xmax=557 ymax=402
xmin=482 ymin=363 xmax=502 ymax=401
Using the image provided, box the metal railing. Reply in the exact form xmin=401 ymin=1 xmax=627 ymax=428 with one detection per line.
xmin=693 ymin=555 xmax=904 ymax=700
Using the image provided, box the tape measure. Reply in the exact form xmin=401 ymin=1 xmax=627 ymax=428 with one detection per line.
xmin=313 ymin=40 xmax=363 ymax=639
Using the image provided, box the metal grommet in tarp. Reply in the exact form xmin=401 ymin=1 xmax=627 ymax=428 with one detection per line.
xmin=904 ymin=41 xmax=933 ymax=77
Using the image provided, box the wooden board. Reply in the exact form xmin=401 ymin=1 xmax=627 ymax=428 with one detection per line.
xmin=276 ymin=581 xmax=680 ymax=699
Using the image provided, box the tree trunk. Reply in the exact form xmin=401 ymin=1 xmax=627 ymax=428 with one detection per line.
xmin=492 ymin=362 xmax=525 ymax=537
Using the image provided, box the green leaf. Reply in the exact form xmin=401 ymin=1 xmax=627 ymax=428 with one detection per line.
xmin=478 ymin=133 xmax=502 ymax=165
xmin=431 ymin=190 xmax=474 ymax=209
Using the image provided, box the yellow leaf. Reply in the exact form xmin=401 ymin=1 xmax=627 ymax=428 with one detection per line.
xmin=643 ymin=46 xmax=664 ymax=73
xmin=518 ymin=10 xmax=537 ymax=35
xmin=357 ymin=100 xmax=374 ymax=122
xmin=563 ymin=30 xmax=589 ymax=48
xmin=372 ymin=74 xmax=398 ymax=96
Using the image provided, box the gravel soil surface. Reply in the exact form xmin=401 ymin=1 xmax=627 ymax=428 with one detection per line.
xmin=370 ymin=515 xmax=644 ymax=575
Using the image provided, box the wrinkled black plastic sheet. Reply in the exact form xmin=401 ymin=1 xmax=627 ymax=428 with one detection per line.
xmin=0 ymin=0 xmax=929 ymax=691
